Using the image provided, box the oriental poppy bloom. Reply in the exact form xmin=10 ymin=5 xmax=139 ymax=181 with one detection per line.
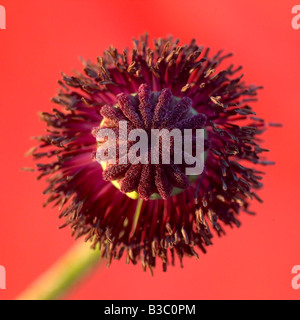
xmin=30 ymin=35 xmax=274 ymax=273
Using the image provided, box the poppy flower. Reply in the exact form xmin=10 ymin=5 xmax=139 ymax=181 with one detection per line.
xmin=30 ymin=35 xmax=273 ymax=273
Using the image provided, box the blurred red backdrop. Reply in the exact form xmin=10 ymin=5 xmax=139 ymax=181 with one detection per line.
xmin=0 ymin=0 xmax=299 ymax=300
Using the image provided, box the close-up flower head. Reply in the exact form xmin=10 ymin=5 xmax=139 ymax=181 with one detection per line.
xmin=1 ymin=0 xmax=299 ymax=302
xmin=31 ymin=35 xmax=272 ymax=273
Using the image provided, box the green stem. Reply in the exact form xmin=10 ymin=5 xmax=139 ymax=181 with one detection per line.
xmin=17 ymin=201 xmax=143 ymax=300
xmin=131 ymin=198 xmax=143 ymax=237
xmin=17 ymin=241 xmax=101 ymax=300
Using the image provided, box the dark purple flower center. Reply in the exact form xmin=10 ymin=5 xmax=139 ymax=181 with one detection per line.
xmin=97 ymin=83 xmax=207 ymax=200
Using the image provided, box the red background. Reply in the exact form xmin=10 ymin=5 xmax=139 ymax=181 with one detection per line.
xmin=0 ymin=0 xmax=299 ymax=300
